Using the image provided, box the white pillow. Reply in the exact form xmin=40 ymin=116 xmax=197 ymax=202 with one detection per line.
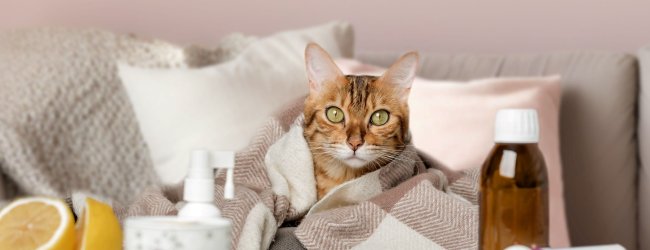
xmin=119 ymin=21 xmax=354 ymax=184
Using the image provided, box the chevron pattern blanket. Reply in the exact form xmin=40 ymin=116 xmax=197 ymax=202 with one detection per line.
xmin=106 ymin=102 xmax=480 ymax=250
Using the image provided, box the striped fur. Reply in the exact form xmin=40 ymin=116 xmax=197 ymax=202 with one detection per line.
xmin=304 ymin=44 xmax=416 ymax=200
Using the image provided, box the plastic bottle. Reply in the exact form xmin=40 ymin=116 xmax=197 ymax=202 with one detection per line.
xmin=178 ymin=150 xmax=235 ymax=219
xmin=479 ymin=109 xmax=549 ymax=250
xmin=124 ymin=150 xmax=234 ymax=250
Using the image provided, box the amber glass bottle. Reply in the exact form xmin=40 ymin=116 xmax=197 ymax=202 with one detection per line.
xmin=479 ymin=109 xmax=549 ymax=250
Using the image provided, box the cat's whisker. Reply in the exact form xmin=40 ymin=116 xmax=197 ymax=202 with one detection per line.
xmin=303 ymin=45 xmax=418 ymax=199
xmin=377 ymin=155 xmax=426 ymax=166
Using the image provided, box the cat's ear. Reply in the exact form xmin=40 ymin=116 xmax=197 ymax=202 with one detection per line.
xmin=380 ymin=52 xmax=419 ymax=91
xmin=305 ymin=43 xmax=344 ymax=93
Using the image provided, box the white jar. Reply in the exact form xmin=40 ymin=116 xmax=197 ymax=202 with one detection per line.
xmin=124 ymin=216 xmax=231 ymax=250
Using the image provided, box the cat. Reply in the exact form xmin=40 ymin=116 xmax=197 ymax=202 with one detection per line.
xmin=303 ymin=43 xmax=419 ymax=200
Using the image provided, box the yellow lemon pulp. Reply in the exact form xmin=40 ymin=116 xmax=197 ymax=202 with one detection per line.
xmin=0 ymin=197 xmax=75 ymax=250
xmin=76 ymin=197 xmax=122 ymax=250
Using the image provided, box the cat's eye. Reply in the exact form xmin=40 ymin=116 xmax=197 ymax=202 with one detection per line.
xmin=370 ymin=110 xmax=390 ymax=126
xmin=326 ymin=107 xmax=345 ymax=123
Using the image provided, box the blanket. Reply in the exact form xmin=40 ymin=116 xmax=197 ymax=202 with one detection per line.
xmin=0 ymin=28 xmax=256 ymax=203
xmin=101 ymin=101 xmax=480 ymax=250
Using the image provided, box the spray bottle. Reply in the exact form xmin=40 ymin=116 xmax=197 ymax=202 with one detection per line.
xmin=179 ymin=150 xmax=235 ymax=218
xmin=124 ymin=150 xmax=235 ymax=250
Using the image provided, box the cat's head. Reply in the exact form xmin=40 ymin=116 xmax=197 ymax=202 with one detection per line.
xmin=303 ymin=43 xmax=418 ymax=170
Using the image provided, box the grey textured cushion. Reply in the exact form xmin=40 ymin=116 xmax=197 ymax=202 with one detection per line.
xmin=358 ymin=52 xmax=638 ymax=249
xmin=0 ymin=28 xmax=255 ymax=203
xmin=637 ymin=47 xmax=650 ymax=250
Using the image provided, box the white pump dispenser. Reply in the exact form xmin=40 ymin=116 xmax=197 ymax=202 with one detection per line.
xmin=178 ymin=150 xmax=235 ymax=219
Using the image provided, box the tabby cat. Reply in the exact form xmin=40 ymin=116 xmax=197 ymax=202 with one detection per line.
xmin=303 ymin=43 xmax=419 ymax=200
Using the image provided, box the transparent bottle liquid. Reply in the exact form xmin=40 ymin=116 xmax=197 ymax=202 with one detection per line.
xmin=479 ymin=109 xmax=549 ymax=250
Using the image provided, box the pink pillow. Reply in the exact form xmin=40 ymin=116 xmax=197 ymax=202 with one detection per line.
xmin=336 ymin=59 xmax=570 ymax=247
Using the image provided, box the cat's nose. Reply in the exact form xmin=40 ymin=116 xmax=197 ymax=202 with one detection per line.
xmin=347 ymin=137 xmax=364 ymax=151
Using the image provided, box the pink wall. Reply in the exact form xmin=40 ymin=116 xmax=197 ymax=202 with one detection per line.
xmin=3 ymin=0 xmax=650 ymax=53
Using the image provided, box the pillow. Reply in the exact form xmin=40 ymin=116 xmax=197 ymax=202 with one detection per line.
xmin=119 ymin=21 xmax=354 ymax=185
xmin=0 ymin=28 xmax=253 ymax=203
xmin=335 ymin=59 xmax=569 ymax=247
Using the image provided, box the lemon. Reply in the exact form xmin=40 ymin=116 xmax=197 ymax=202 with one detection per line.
xmin=75 ymin=197 xmax=122 ymax=250
xmin=0 ymin=197 xmax=75 ymax=250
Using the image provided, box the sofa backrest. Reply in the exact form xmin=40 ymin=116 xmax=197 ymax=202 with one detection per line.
xmin=358 ymin=51 xmax=639 ymax=249
xmin=637 ymin=47 xmax=650 ymax=250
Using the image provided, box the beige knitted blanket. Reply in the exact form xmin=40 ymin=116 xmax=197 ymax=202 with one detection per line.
xmin=108 ymin=101 xmax=480 ymax=250
xmin=0 ymin=28 xmax=255 ymax=203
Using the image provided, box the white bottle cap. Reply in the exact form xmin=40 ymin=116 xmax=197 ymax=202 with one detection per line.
xmin=494 ymin=109 xmax=539 ymax=143
xmin=184 ymin=150 xmax=214 ymax=203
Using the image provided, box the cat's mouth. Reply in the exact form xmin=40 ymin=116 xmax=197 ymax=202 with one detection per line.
xmin=341 ymin=156 xmax=370 ymax=168
xmin=344 ymin=156 xmax=365 ymax=161
xmin=328 ymin=144 xmax=378 ymax=168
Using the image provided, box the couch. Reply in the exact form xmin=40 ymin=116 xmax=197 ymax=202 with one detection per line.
xmin=359 ymin=51 xmax=644 ymax=249
xmin=0 ymin=28 xmax=647 ymax=249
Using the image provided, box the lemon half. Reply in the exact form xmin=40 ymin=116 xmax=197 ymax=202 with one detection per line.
xmin=0 ymin=197 xmax=75 ymax=250
xmin=76 ymin=197 xmax=122 ymax=250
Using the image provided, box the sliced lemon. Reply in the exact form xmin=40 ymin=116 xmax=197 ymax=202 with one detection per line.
xmin=0 ymin=197 xmax=75 ymax=250
xmin=76 ymin=197 xmax=122 ymax=250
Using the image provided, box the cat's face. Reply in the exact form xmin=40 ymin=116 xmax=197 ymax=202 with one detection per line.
xmin=303 ymin=43 xmax=418 ymax=170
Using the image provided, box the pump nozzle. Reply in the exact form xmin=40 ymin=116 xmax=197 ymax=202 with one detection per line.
xmin=213 ymin=151 xmax=235 ymax=200
xmin=179 ymin=150 xmax=236 ymax=219
xmin=224 ymin=169 xmax=234 ymax=199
